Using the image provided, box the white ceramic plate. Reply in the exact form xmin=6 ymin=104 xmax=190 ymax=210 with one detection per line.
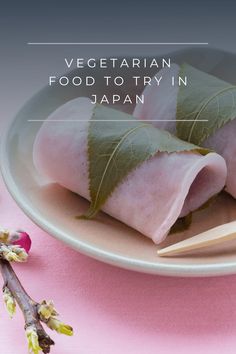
xmin=2 ymin=47 xmax=236 ymax=277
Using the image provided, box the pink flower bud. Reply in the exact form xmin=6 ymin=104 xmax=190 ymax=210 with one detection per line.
xmin=10 ymin=231 xmax=32 ymax=253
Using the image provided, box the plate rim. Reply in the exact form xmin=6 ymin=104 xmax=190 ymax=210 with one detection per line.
xmin=2 ymin=48 xmax=236 ymax=277
xmin=3 ymin=117 xmax=236 ymax=277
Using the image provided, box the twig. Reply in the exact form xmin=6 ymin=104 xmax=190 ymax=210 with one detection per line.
xmin=0 ymin=259 xmax=54 ymax=353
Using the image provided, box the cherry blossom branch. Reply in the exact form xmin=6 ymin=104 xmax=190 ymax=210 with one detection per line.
xmin=0 ymin=230 xmax=73 ymax=354
xmin=1 ymin=259 xmax=54 ymax=353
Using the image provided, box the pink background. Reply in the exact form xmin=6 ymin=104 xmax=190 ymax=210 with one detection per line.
xmin=2 ymin=13 xmax=236 ymax=350
xmin=1 ymin=176 xmax=236 ymax=353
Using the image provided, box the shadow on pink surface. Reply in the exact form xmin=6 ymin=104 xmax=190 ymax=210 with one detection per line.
xmin=60 ymin=251 xmax=236 ymax=335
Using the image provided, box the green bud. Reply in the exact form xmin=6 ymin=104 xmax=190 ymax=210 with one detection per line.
xmin=26 ymin=326 xmax=42 ymax=354
xmin=3 ymin=287 xmax=16 ymax=318
xmin=0 ymin=244 xmax=28 ymax=262
xmin=38 ymin=300 xmax=58 ymax=321
xmin=47 ymin=317 xmax=73 ymax=336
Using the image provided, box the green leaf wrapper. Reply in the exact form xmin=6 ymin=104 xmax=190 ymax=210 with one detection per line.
xmin=81 ymin=104 xmax=208 ymax=219
xmin=176 ymin=64 xmax=236 ymax=145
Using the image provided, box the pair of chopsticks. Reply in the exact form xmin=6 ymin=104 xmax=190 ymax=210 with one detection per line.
xmin=157 ymin=221 xmax=236 ymax=257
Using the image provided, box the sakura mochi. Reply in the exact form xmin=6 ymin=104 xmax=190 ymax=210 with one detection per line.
xmin=33 ymin=98 xmax=227 ymax=244
xmin=134 ymin=63 xmax=236 ymax=198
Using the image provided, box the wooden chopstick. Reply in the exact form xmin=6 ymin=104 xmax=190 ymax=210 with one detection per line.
xmin=157 ymin=221 xmax=236 ymax=257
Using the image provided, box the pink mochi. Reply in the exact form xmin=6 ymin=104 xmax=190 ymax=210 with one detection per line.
xmin=33 ymin=98 xmax=227 ymax=244
xmin=134 ymin=64 xmax=236 ymax=198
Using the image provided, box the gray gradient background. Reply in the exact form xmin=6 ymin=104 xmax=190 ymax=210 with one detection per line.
xmin=1 ymin=0 xmax=236 ymax=125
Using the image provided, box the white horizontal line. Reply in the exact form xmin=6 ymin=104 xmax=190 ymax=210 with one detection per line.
xmin=27 ymin=42 xmax=209 ymax=46
xmin=28 ymin=119 xmax=208 ymax=122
